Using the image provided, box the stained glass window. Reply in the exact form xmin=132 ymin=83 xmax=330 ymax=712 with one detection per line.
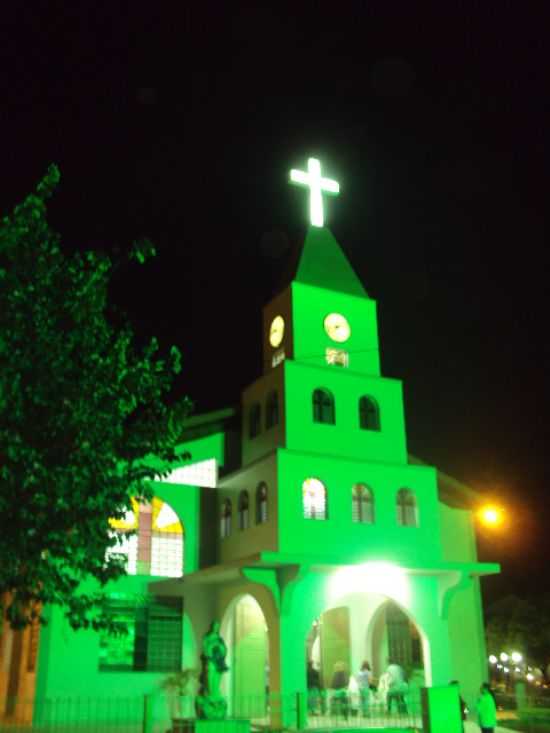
xmin=107 ymin=497 xmax=184 ymax=578
xmin=303 ymin=478 xmax=327 ymax=520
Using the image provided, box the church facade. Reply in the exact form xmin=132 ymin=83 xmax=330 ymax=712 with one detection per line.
xmin=2 ymin=160 xmax=499 ymax=729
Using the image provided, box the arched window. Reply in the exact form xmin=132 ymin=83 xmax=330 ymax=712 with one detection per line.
xmin=352 ymin=483 xmax=374 ymax=524
xmin=249 ymin=403 xmax=261 ymax=438
xmin=303 ymin=478 xmax=327 ymax=520
xmin=221 ymin=499 xmax=232 ymax=538
xmin=396 ymin=489 xmax=418 ymax=527
xmin=238 ymin=491 xmax=249 ymax=530
xmin=256 ymin=482 xmax=268 ymax=524
xmin=312 ymin=389 xmax=335 ymax=424
xmin=265 ymin=390 xmax=279 ymax=429
xmin=359 ymin=396 xmax=380 ymax=431
xmin=107 ymin=497 xmax=184 ymax=578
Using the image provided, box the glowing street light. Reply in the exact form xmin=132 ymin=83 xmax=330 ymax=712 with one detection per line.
xmin=489 ymin=655 xmax=498 ymax=664
xmin=511 ymin=651 xmax=523 ymax=663
xmin=500 ymin=652 xmax=509 ymax=662
xmin=479 ymin=505 xmax=503 ymax=527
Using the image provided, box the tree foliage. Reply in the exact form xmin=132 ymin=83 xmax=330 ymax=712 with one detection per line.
xmin=0 ymin=166 xmax=191 ymax=631
xmin=486 ymin=594 xmax=550 ymax=675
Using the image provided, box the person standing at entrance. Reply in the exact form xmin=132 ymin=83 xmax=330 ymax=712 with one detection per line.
xmin=476 ymin=682 xmax=497 ymax=733
xmin=356 ymin=661 xmax=372 ymax=716
xmin=307 ymin=661 xmax=322 ymax=715
xmin=386 ymin=660 xmax=407 ymax=714
xmin=330 ymin=661 xmax=350 ymax=719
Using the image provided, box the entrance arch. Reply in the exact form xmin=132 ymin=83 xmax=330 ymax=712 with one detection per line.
xmin=368 ymin=600 xmax=426 ymax=689
xmin=305 ymin=593 xmax=428 ymax=717
xmin=221 ymin=594 xmax=269 ymax=720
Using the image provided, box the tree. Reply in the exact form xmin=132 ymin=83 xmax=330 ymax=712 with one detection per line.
xmin=0 ymin=166 xmax=191 ymax=631
xmin=486 ymin=594 xmax=550 ymax=678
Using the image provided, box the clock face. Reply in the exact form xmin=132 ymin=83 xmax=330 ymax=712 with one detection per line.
xmin=324 ymin=313 xmax=351 ymax=343
xmin=269 ymin=315 xmax=285 ymax=347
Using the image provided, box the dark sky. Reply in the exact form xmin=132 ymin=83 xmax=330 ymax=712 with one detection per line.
xmin=1 ymin=4 xmax=548 ymax=600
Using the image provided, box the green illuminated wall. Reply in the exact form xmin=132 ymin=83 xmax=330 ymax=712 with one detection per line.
xmin=33 ymin=433 xmax=226 ymax=723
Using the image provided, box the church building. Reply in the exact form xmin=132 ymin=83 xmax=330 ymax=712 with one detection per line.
xmin=2 ymin=158 xmax=499 ymax=730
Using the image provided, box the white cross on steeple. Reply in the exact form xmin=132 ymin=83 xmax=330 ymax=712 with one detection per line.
xmin=290 ymin=157 xmax=340 ymax=227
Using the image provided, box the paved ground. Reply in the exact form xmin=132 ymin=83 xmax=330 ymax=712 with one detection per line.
xmin=465 ymin=722 xmax=518 ymax=732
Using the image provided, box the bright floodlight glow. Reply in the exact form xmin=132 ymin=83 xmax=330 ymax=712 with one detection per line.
xmin=500 ymin=652 xmax=509 ymax=662
xmin=503 ymin=667 xmax=510 ymax=674
xmin=489 ymin=655 xmax=498 ymax=664
xmin=511 ymin=651 xmax=523 ymax=663
xmin=327 ymin=562 xmax=410 ymax=607
xmin=290 ymin=157 xmax=340 ymax=227
xmin=527 ymin=673 xmax=535 ymax=682
xmin=479 ymin=505 xmax=503 ymax=527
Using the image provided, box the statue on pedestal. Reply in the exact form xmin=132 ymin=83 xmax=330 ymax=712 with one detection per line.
xmin=196 ymin=621 xmax=229 ymax=720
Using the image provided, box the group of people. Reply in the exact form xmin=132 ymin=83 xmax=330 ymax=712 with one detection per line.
xmin=307 ymin=659 xmax=498 ymax=731
xmin=307 ymin=658 xmax=409 ymax=718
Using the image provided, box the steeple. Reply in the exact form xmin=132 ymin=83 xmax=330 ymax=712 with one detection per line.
xmin=295 ymin=226 xmax=368 ymax=298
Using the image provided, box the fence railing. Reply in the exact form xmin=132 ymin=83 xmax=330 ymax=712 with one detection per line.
xmin=0 ymin=689 xmax=423 ymax=732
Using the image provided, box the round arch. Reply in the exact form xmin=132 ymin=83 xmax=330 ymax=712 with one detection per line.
xmin=220 ymin=593 xmax=271 ymax=721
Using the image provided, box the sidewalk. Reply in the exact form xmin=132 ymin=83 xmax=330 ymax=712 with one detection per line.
xmin=465 ymin=722 xmax=518 ymax=732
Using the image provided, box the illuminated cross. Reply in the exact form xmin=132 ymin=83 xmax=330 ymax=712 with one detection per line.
xmin=290 ymin=157 xmax=340 ymax=227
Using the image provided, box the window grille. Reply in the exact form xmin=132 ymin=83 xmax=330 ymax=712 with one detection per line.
xmin=359 ymin=396 xmax=381 ymax=430
xmin=238 ymin=491 xmax=250 ymax=530
xmin=256 ymin=483 xmax=268 ymax=523
xmin=221 ymin=499 xmax=232 ymax=538
xmin=265 ymin=390 xmax=279 ymax=429
xmin=352 ymin=483 xmax=375 ymax=524
xmin=249 ymin=403 xmax=262 ymax=438
xmin=312 ymin=389 xmax=335 ymax=424
xmin=99 ymin=596 xmax=182 ymax=672
xmin=397 ymin=489 xmax=419 ymax=527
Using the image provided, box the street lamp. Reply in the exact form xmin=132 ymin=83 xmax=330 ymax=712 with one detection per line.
xmin=479 ymin=505 xmax=504 ymax=527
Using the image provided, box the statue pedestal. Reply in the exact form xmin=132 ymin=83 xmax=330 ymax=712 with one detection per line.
xmin=171 ymin=720 xmax=250 ymax=733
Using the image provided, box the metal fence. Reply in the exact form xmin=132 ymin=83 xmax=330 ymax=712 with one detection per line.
xmin=0 ymin=690 xmax=424 ymax=733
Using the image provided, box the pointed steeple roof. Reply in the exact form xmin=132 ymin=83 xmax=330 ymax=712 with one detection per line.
xmin=294 ymin=227 xmax=368 ymax=298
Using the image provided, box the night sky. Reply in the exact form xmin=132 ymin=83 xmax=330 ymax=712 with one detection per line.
xmin=2 ymin=4 xmax=548 ymax=601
